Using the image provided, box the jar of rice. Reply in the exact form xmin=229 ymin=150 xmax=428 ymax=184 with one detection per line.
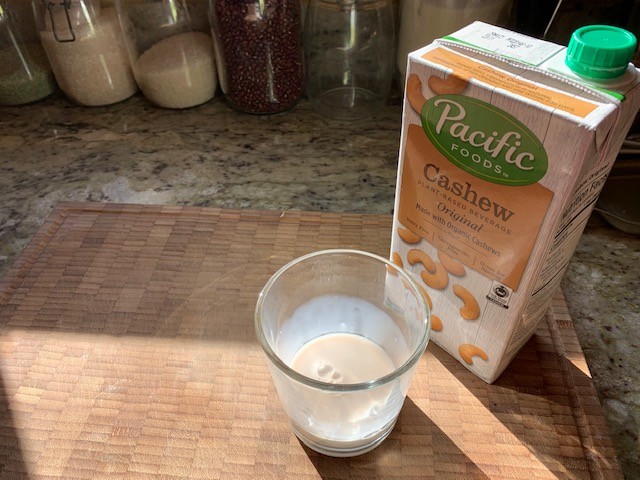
xmin=34 ymin=0 xmax=137 ymax=106
xmin=115 ymin=0 xmax=217 ymax=109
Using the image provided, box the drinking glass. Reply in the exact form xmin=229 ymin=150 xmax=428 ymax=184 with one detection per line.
xmin=255 ymin=249 xmax=430 ymax=457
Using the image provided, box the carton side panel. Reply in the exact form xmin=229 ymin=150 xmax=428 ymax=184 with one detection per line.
xmin=394 ymin=35 xmax=639 ymax=383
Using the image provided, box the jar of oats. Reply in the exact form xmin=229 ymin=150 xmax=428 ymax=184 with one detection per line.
xmin=209 ymin=0 xmax=304 ymax=114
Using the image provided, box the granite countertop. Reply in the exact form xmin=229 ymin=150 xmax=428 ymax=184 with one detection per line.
xmin=1 ymin=93 xmax=638 ymax=478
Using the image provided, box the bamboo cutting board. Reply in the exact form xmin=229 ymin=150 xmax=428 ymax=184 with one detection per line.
xmin=0 ymin=203 xmax=623 ymax=479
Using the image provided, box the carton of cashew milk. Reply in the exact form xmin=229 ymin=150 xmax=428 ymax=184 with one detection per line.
xmin=391 ymin=22 xmax=640 ymax=382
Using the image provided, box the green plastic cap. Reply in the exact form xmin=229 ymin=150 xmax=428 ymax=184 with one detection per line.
xmin=565 ymin=25 xmax=637 ymax=79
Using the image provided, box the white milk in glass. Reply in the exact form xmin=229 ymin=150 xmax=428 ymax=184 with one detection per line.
xmin=275 ymin=295 xmax=412 ymax=448
xmin=290 ymin=333 xmax=395 ymax=384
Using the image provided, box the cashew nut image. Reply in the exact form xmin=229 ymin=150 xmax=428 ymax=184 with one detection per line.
xmin=420 ymin=262 xmax=448 ymax=290
xmin=406 ymin=74 xmax=426 ymax=113
xmin=438 ymin=250 xmax=465 ymax=277
xmin=431 ymin=314 xmax=443 ymax=332
xmin=397 ymin=226 xmax=421 ymax=244
xmin=453 ymin=284 xmax=480 ymax=320
xmin=459 ymin=344 xmax=488 ymax=365
xmin=428 ymin=74 xmax=468 ymax=95
xmin=392 ymin=251 xmax=404 ymax=269
xmin=399 ymin=274 xmax=432 ymax=309
xmin=416 ymin=283 xmax=433 ymax=310
xmin=407 ymin=249 xmax=436 ymax=273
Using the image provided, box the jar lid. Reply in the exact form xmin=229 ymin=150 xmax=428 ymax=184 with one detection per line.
xmin=565 ymin=25 xmax=637 ymax=80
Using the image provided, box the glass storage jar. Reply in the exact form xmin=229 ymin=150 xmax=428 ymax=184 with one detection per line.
xmin=115 ymin=0 xmax=217 ymax=109
xmin=0 ymin=0 xmax=56 ymax=105
xmin=209 ymin=0 xmax=303 ymax=114
xmin=304 ymin=0 xmax=395 ymax=120
xmin=397 ymin=0 xmax=513 ymax=85
xmin=34 ymin=0 xmax=137 ymax=106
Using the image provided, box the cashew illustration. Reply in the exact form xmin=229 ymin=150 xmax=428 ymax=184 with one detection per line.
xmin=392 ymin=251 xmax=404 ymax=269
xmin=431 ymin=314 xmax=443 ymax=332
xmin=406 ymin=74 xmax=426 ymax=113
xmin=416 ymin=283 xmax=433 ymax=310
xmin=459 ymin=344 xmax=488 ymax=365
xmin=397 ymin=226 xmax=421 ymax=244
xmin=420 ymin=262 xmax=448 ymax=290
xmin=428 ymin=74 xmax=468 ymax=95
xmin=453 ymin=285 xmax=480 ymax=320
xmin=399 ymin=275 xmax=433 ymax=310
xmin=438 ymin=250 xmax=465 ymax=277
xmin=407 ymin=249 xmax=436 ymax=273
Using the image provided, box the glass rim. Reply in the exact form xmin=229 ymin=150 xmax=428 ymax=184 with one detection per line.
xmin=254 ymin=248 xmax=431 ymax=392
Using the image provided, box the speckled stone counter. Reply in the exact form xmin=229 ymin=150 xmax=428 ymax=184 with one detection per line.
xmin=1 ymin=93 xmax=638 ymax=478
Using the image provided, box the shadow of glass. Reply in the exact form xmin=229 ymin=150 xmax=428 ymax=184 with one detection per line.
xmin=0 ymin=372 xmax=29 ymax=478
xmin=304 ymin=397 xmax=490 ymax=479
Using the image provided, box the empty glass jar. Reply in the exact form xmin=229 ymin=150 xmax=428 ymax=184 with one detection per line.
xmin=115 ymin=0 xmax=217 ymax=109
xmin=0 ymin=0 xmax=56 ymax=105
xmin=209 ymin=0 xmax=304 ymax=114
xmin=34 ymin=0 xmax=137 ymax=106
xmin=304 ymin=0 xmax=395 ymax=120
xmin=397 ymin=0 xmax=513 ymax=85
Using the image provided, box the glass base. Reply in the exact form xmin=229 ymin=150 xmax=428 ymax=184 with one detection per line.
xmin=291 ymin=417 xmax=398 ymax=457
xmin=309 ymin=87 xmax=386 ymax=120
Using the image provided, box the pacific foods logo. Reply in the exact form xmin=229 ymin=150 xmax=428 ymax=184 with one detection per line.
xmin=421 ymin=95 xmax=548 ymax=186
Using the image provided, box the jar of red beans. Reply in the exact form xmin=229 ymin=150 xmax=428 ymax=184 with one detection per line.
xmin=209 ymin=0 xmax=303 ymax=114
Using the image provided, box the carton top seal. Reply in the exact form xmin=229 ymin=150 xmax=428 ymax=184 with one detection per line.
xmin=408 ymin=22 xmax=640 ymax=126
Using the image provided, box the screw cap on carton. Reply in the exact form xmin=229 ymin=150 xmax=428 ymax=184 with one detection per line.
xmin=565 ymin=25 xmax=637 ymax=79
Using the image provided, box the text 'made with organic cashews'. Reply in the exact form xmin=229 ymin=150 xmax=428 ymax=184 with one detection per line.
xmin=391 ymin=22 xmax=640 ymax=382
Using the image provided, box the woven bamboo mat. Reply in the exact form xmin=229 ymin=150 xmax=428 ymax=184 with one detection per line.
xmin=0 ymin=202 xmax=623 ymax=479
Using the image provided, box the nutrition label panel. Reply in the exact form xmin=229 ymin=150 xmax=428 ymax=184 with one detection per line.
xmin=523 ymin=162 xmax=611 ymax=322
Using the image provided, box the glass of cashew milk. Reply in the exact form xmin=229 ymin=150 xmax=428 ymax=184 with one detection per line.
xmin=255 ymin=249 xmax=431 ymax=457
